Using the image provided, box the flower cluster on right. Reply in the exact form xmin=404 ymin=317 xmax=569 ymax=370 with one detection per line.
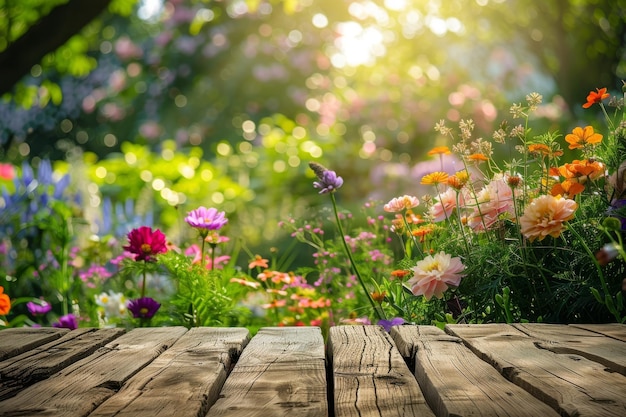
xmin=380 ymin=86 xmax=626 ymax=324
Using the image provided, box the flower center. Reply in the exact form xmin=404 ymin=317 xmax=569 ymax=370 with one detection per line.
xmin=141 ymin=243 xmax=152 ymax=253
xmin=140 ymin=307 xmax=149 ymax=315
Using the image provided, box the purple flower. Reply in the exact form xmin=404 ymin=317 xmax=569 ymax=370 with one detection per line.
xmin=27 ymin=300 xmax=52 ymax=316
xmin=309 ymin=162 xmax=343 ymax=194
xmin=378 ymin=317 xmax=405 ymax=332
xmin=52 ymin=314 xmax=78 ymax=330
xmin=127 ymin=297 xmax=161 ymax=319
xmin=184 ymin=207 xmax=228 ymax=231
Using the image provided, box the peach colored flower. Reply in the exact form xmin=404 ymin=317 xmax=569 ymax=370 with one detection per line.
xmin=429 ymin=188 xmax=463 ymax=222
xmin=384 ymin=195 xmax=420 ymax=212
xmin=249 ymin=255 xmax=269 ymax=269
xmin=520 ymin=194 xmax=578 ymax=242
xmin=408 ymin=252 xmax=465 ymax=300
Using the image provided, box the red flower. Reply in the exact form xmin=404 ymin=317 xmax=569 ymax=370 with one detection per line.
xmin=124 ymin=226 xmax=168 ymax=262
xmin=582 ymin=87 xmax=609 ymax=108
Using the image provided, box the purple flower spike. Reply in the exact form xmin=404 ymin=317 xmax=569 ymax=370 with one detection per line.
xmin=52 ymin=314 xmax=78 ymax=330
xmin=378 ymin=317 xmax=405 ymax=332
xmin=309 ymin=162 xmax=343 ymax=194
xmin=128 ymin=297 xmax=161 ymax=319
xmin=27 ymin=300 xmax=52 ymax=316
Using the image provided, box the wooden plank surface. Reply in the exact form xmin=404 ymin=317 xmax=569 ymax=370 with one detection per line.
xmin=513 ymin=323 xmax=626 ymax=376
xmin=328 ymin=325 xmax=434 ymax=417
xmin=0 ymin=327 xmax=69 ymax=361
xmin=0 ymin=326 xmax=188 ymax=416
xmin=391 ymin=325 xmax=559 ymax=417
xmin=207 ymin=326 xmax=328 ymax=417
xmin=571 ymin=323 xmax=626 ymax=341
xmin=0 ymin=327 xmax=125 ymax=401
xmin=446 ymin=323 xmax=626 ymax=417
xmin=89 ymin=327 xmax=250 ymax=417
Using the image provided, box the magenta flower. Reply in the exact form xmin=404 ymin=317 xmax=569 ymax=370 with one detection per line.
xmin=27 ymin=300 xmax=52 ymax=316
xmin=184 ymin=207 xmax=228 ymax=231
xmin=52 ymin=314 xmax=78 ymax=330
xmin=309 ymin=162 xmax=343 ymax=194
xmin=127 ymin=297 xmax=161 ymax=319
xmin=123 ymin=226 xmax=168 ymax=262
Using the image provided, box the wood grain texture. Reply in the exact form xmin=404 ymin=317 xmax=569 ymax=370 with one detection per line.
xmin=207 ymin=326 xmax=327 ymax=417
xmin=329 ymin=325 xmax=434 ymax=417
xmin=0 ymin=326 xmax=187 ymax=417
xmin=391 ymin=325 xmax=559 ymax=417
xmin=88 ymin=327 xmax=249 ymax=417
xmin=513 ymin=323 xmax=626 ymax=376
xmin=571 ymin=323 xmax=626 ymax=342
xmin=0 ymin=327 xmax=124 ymax=400
xmin=0 ymin=327 xmax=68 ymax=361
xmin=447 ymin=323 xmax=626 ymax=417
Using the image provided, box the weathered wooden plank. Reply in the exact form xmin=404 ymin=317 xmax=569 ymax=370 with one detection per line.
xmin=0 ymin=327 xmax=69 ymax=361
xmin=207 ymin=327 xmax=327 ymax=417
xmin=0 ymin=327 xmax=125 ymax=400
xmin=329 ymin=325 xmax=434 ymax=417
xmin=391 ymin=325 xmax=559 ymax=417
xmin=447 ymin=323 xmax=626 ymax=417
xmin=513 ymin=323 xmax=626 ymax=376
xmin=88 ymin=327 xmax=250 ymax=417
xmin=570 ymin=323 xmax=626 ymax=342
xmin=0 ymin=326 xmax=188 ymax=416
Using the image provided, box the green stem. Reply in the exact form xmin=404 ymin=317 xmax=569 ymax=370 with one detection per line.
xmin=330 ymin=193 xmax=385 ymax=321
xmin=141 ymin=263 xmax=147 ymax=299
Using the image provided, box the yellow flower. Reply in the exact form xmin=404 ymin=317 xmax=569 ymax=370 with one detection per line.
xmin=427 ymin=146 xmax=451 ymax=156
xmin=421 ymin=171 xmax=449 ymax=185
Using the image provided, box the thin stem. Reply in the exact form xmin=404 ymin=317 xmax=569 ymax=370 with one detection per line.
xmin=140 ymin=263 xmax=147 ymax=298
xmin=330 ymin=193 xmax=385 ymax=321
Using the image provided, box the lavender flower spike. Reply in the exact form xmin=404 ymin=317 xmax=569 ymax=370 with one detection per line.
xmin=309 ymin=162 xmax=343 ymax=194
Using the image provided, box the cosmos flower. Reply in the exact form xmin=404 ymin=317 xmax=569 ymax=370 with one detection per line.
xmin=0 ymin=286 xmax=10 ymax=315
xmin=582 ymin=87 xmax=609 ymax=109
xmin=184 ymin=207 xmax=228 ymax=231
xmin=52 ymin=314 xmax=78 ymax=330
xmin=127 ymin=297 xmax=161 ymax=319
xmin=565 ymin=126 xmax=602 ymax=150
xmin=27 ymin=300 xmax=52 ymax=316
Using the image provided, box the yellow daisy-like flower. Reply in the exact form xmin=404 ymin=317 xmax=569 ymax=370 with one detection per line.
xmin=466 ymin=153 xmax=489 ymax=163
xmin=421 ymin=171 xmax=449 ymax=185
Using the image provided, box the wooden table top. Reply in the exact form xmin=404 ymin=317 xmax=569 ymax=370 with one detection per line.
xmin=0 ymin=323 xmax=625 ymax=416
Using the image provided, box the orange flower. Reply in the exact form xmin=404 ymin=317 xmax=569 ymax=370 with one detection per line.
xmin=557 ymin=159 xmax=605 ymax=182
xmin=582 ymin=87 xmax=609 ymax=109
xmin=0 ymin=286 xmax=10 ymax=316
xmin=427 ymin=146 xmax=451 ymax=156
xmin=421 ymin=171 xmax=449 ymax=185
xmin=467 ymin=153 xmax=489 ymax=163
xmin=248 ymin=255 xmax=269 ymax=269
xmin=520 ymin=195 xmax=578 ymax=242
xmin=528 ymin=143 xmax=551 ymax=155
xmin=447 ymin=172 xmax=469 ymax=190
xmin=390 ymin=269 xmax=411 ymax=279
xmin=565 ymin=126 xmax=602 ymax=150
xmin=371 ymin=291 xmax=386 ymax=303
xmin=550 ymin=180 xmax=585 ymax=198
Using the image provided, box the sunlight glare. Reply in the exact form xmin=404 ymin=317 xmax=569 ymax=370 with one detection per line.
xmin=138 ymin=0 xmax=163 ymax=21
xmin=332 ymin=22 xmax=385 ymax=68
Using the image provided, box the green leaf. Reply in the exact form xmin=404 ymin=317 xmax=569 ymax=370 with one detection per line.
xmin=590 ymin=287 xmax=603 ymax=304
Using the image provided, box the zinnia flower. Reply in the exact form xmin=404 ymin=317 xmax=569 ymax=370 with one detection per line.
xmin=408 ymin=252 xmax=465 ymax=300
xmin=384 ymin=195 xmax=420 ymax=212
xmin=582 ymin=87 xmax=609 ymax=108
xmin=127 ymin=297 xmax=161 ymax=319
xmin=52 ymin=314 xmax=78 ymax=330
xmin=565 ymin=126 xmax=602 ymax=150
xmin=429 ymin=188 xmax=461 ymax=222
xmin=123 ymin=226 xmax=168 ymax=262
xmin=185 ymin=207 xmax=228 ymax=231
xmin=519 ymin=194 xmax=578 ymax=242
xmin=467 ymin=176 xmax=517 ymax=231
xmin=27 ymin=300 xmax=52 ymax=316
xmin=0 ymin=286 xmax=10 ymax=315
xmin=309 ymin=162 xmax=343 ymax=194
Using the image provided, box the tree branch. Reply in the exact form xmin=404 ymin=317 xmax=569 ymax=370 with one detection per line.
xmin=0 ymin=0 xmax=113 ymax=96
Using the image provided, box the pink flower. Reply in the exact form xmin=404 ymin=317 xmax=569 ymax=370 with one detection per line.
xmin=520 ymin=195 xmax=578 ymax=242
xmin=408 ymin=252 xmax=465 ymax=300
xmin=384 ymin=195 xmax=420 ymax=212
xmin=467 ymin=176 xmax=516 ymax=231
xmin=429 ymin=188 xmax=461 ymax=222
xmin=0 ymin=163 xmax=15 ymax=180
xmin=185 ymin=207 xmax=228 ymax=231
xmin=123 ymin=227 xmax=168 ymax=262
